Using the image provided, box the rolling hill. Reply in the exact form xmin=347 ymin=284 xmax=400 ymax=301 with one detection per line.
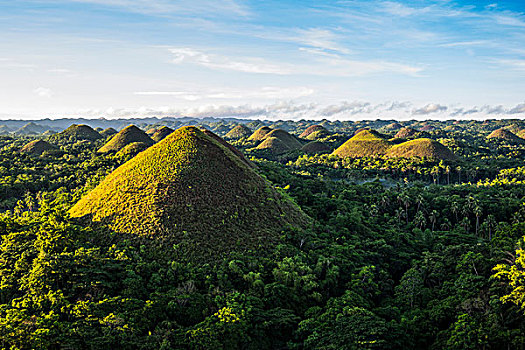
xmin=299 ymin=125 xmax=331 ymax=140
xmin=98 ymin=125 xmax=154 ymax=153
xmin=49 ymin=124 xmax=103 ymax=143
xmin=332 ymin=130 xmax=391 ymax=158
xmin=70 ymin=126 xmax=309 ymax=262
xmin=151 ymin=126 xmax=174 ymax=142
xmin=19 ymin=140 xmax=57 ymax=155
xmin=225 ymin=124 xmax=252 ymax=139
xmin=248 ymin=126 xmax=272 ymax=141
xmin=385 ymin=138 xmax=456 ymax=160
xmin=487 ymin=128 xmax=523 ymax=143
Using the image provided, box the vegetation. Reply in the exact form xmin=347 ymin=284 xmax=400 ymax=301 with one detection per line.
xmin=100 ymin=127 xmax=118 ymax=138
xmin=385 ymin=138 xmax=457 ymax=160
xmin=49 ymin=124 xmax=103 ymax=144
xmin=487 ymin=128 xmax=524 ymax=143
xmin=225 ymin=124 xmax=252 ymax=139
xmin=19 ymin=140 xmax=57 ymax=155
xmin=299 ymin=125 xmax=331 ymax=140
xmin=151 ymin=126 xmax=174 ymax=143
xmin=248 ymin=126 xmax=273 ymax=141
xmin=332 ymin=129 xmax=392 ymax=158
xmin=2 ymin=118 xmax=525 ymax=349
xmin=301 ymin=141 xmax=331 ymax=154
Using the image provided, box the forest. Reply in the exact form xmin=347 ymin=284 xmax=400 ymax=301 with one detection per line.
xmin=1 ymin=117 xmax=525 ymax=349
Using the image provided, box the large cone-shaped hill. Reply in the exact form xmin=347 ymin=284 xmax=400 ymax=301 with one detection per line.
xmin=299 ymin=125 xmax=330 ymax=140
xmin=487 ymin=128 xmax=523 ymax=143
xmin=385 ymin=138 xmax=456 ymax=160
xmin=100 ymin=127 xmax=118 ymax=138
xmin=50 ymin=124 xmax=102 ymax=143
xmin=395 ymin=127 xmax=429 ymax=139
xmin=98 ymin=125 xmax=154 ymax=153
xmin=248 ymin=126 xmax=272 ymax=141
xmin=151 ymin=126 xmax=174 ymax=142
xmin=20 ymin=140 xmax=57 ymax=155
xmin=225 ymin=124 xmax=252 ymax=139
xmin=301 ymin=141 xmax=331 ymax=154
xmin=255 ymin=129 xmax=303 ymax=154
xmin=70 ymin=126 xmax=309 ymax=261
xmin=332 ymin=130 xmax=391 ymax=158
xmin=15 ymin=122 xmax=49 ymax=135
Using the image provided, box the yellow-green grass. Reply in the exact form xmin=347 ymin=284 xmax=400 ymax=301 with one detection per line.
xmin=225 ymin=124 xmax=252 ymax=139
xmin=264 ymin=129 xmax=302 ymax=148
xmin=299 ymin=125 xmax=330 ymax=140
xmin=20 ymin=140 xmax=57 ymax=155
xmin=332 ymin=130 xmax=391 ymax=158
xmin=70 ymin=126 xmax=309 ymax=262
xmin=256 ymin=137 xmax=292 ymax=154
xmin=248 ymin=126 xmax=272 ymax=141
xmin=151 ymin=126 xmax=174 ymax=142
xmin=487 ymin=128 xmax=523 ymax=143
xmin=98 ymin=125 xmax=154 ymax=153
xmin=385 ymin=138 xmax=457 ymax=160
xmin=115 ymin=142 xmax=149 ymax=157
xmin=301 ymin=141 xmax=331 ymax=154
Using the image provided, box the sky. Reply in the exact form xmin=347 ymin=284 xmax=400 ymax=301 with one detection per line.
xmin=1 ymin=0 xmax=525 ymax=120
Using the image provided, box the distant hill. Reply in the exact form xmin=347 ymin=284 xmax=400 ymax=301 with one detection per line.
xmin=70 ymin=126 xmax=309 ymax=262
xmin=299 ymin=125 xmax=330 ymax=140
xmin=225 ymin=124 xmax=252 ymax=139
xmin=15 ymin=122 xmax=49 ymax=135
xmin=332 ymin=130 xmax=391 ymax=158
xmin=49 ymin=124 xmax=103 ymax=143
xmin=151 ymin=126 xmax=174 ymax=142
xmin=395 ymin=127 xmax=430 ymax=139
xmin=385 ymin=138 xmax=456 ymax=160
xmin=301 ymin=141 xmax=331 ymax=154
xmin=98 ymin=125 xmax=154 ymax=153
xmin=487 ymin=128 xmax=523 ymax=143
xmin=100 ymin=127 xmax=118 ymax=138
xmin=20 ymin=140 xmax=57 ymax=155
xmin=248 ymin=126 xmax=273 ymax=141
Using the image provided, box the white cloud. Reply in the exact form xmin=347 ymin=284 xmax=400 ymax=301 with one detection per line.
xmin=413 ymin=103 xmax=447 ymax=115
xmin=169 ymin=48 xmax=290 ymax=74
xmin=34 ymin=87 xmax=54 ymax=98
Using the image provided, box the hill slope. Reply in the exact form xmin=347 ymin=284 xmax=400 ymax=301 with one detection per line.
xmin=20 ymin=140 xmax=57 ymax=155
xmin=225 ymin=124 xmax=252 ymax=139
xmin=385 ymin=138 xmax=456 ymax=160
xmin=487 ymin=128 xmax=523 ymax=143
xmin=299 ymin=125 xmax=330 ymax=140
xmin=98 ymin=125 xmax=154 ymax=153
xmin=151 ymin=126 xmax=174 ymax=142
xmin=49 ymin=124 xmax=102 ymax=143
xmin=301 ymin=141 xmax=331 ymax=154
xmin=70 ymin=126 xmax=309 ymax=261
xmin=332 ymin=130 xmax=391 ymax=158
xmin=248 ymin=126 xmax=272 ymax=141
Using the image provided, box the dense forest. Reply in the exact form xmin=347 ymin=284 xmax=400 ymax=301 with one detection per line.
xmin=1 ymin=118 xmax=525 ymax=349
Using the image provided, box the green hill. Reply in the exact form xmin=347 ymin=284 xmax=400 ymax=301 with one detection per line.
xmin=332 ymin=130 xmax=391 ymax=158
xmin=70 ymin=126 xmax=309 ymax=262
xmin=248 ymin=126 xmax=272 ymax=141
xmin=256 ymin=137 xmax=292 ymax=154
xmin=49 ymin=124 xmax=102 ymax=143
xmin=19 ymin=140 xmax=57 ymax=155
xmin=98 ymin=125 xmax=154 ymax=153
xmin=263 ymin=129 xmax=302 ymax=149
xmin=487 ymin=128 xmax=523 ymax=143
xmin=395 ymin=127 xmax=429 ymax=139
xmin=385 ymin=138 xmax=456 ymax=160
xmin=100 ymin=127 xmax=118 ymax=138
xmin=15 ymin=122 xmax=49 ymax=135
xmin=151 ymin=126 xmax=174 ymax=142
xmin=225 ymin=124 xmax=252 ymax=139
xmin=299 ymin=125 xmax=330 ymax=140
xmin=115 ymin=142 xmax=150 ymax=158
xmin=301 ymin=141 xmax=331 ymax=154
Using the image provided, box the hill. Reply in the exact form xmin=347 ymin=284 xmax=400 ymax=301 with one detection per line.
xmin=248 ymin=126 xmax=272 ymax=141
xmin=70 ymin=126 xmax=309 ymax=262
xmin=15 ymin=122 xmax=49 ymax=135
xmin=263 ymin=129 xmax=302 ymax=148
xmin=151 ymin=126 xmax=174 ymax=142
xmin=487 ymin=128 xmax=523 ymax=143
xmin=100 ymin=127 xmax=118 ymax=138
xmin=385 ymin=138 xmax=456 ymax=160
xmin=332 ymin=130 xmax=391 ymax=158
xmin=299 ymin=125 xmax=330 ymax=140
xmin=225 ymin=124 xmax=252 ymax=139
xmin=301 ymin=141 xmax=331 ymax=154
xmin=98 ymin=125 xmax=154 ymax=153
xmin=395 ymin=127 xmax=430 ymax=139
xmin=19 ymin=140 xmax=57 ymax=155
xmin=115 ymin=142 xmax=150 ymax=158
xmin=49 ymin=124 xmax=103 ymax=143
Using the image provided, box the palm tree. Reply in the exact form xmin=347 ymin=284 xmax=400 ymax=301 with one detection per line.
xmin=398 ymin=193 xmax=411 ymax=224
xmin=415 ymin=194 xmax=424 ymax=213
xmin=456 ymin=165 xmax=462 ymax=184
xmin=473 ymin=205 xmax=482 ymax=236
xmin=485 ymin=214 xmax=496 ymax=240
xmin=445 ymin=165 xmax=451 ymax=185
xmin=429 ymin=210 xmax=438 ymax=232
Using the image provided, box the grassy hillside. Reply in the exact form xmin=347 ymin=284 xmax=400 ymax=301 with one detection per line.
xmin=332 ymin=130 xmax=391 ymax=158
xmin=151 ymin=126 xmax=174 ymax=142
xmin=395 ymin=127 xmax=430 ymax=139
xmin=487 ymin=128 xmax=523 ymax=143
xmin=100 ymin=127 xmax=117 ymax=138
xmin=301 ymin=141 xmax=331 ymax=154
xmin=19 ymin=140 xmax=57 ymax=155
xmin=385 ymin=138 xmax=457 ymax=160
xmin=70 ymin=126 xmax=309 ymax=262
xmin=225 ymin=124 xmax=252 ymax=139
xmin=299 ymin=125 xmax=330 ymax=140
xmin=264 ymin=129 xmax=302 ymax=149
xmin=98 ymin=125 xmax=154 ymax=153
xmin=248 ymin=126 xmax=272 ymax=141
xmin=49 ymin=124 xmax=102 ymax=143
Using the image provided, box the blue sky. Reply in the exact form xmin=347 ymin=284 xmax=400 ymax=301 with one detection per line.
xmin=1 ymin=0 xmax=525 ymax=120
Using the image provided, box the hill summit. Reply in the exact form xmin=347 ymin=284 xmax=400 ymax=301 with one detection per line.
xmin=49 ymin=124 xmax=102 ymax=143
xmin=487 ymin=128 xmax=523 ymax=143
xmin=151 ymin=126 xmax=174 ymax=142
xmin=385 ymin=138 xmax=457 ymax=160
xmin=225 ymin=124 xmax=252 ymax=139
xmin=299 ymin=125 xmax=330 ymax=140
xmin=70 ymin=126 xmax=309 ymax=261
xmin=20 ymin=140 xmax=57 ymax=155
xmin=332 ymin=130 xmax=391 ymax=158
xmin=98 ymin=125 xmax=154 ymax=153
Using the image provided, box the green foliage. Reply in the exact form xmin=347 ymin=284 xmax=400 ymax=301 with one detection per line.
xmin=98 ymin=125 xmax=154 ymax=153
